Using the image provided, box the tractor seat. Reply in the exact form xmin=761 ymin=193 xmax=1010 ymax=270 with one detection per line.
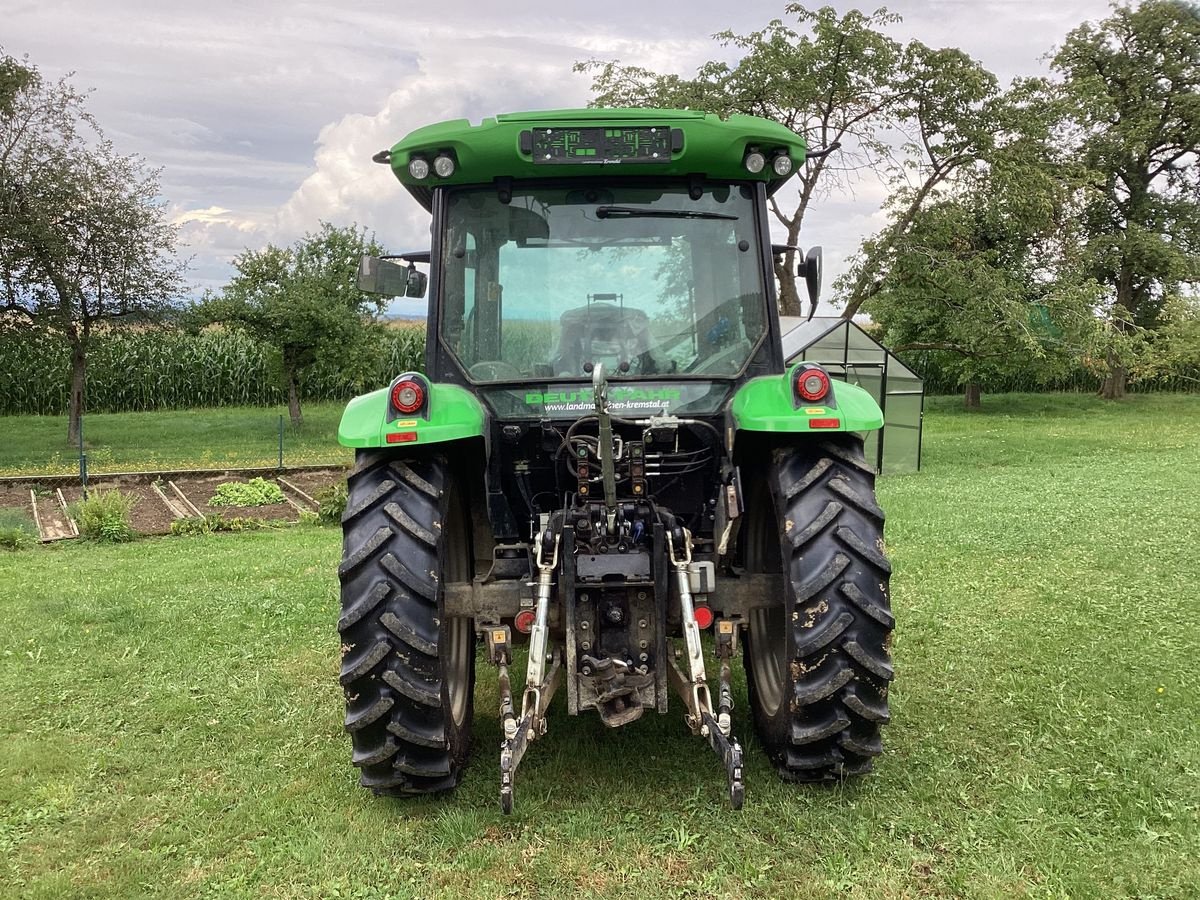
xmin=552 ymin=303 xmax=653 ymax=376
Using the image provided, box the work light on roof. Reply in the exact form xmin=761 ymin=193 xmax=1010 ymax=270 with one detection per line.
xmin=408 ymin=157 xmax=430 ymax=179
xmin=743 ymin=150 xmax=766 ymax=174
xmin=434 ymin=155 xmax=456 ymax=178
xmin=772 ymin=153 xmax=793 ymax=177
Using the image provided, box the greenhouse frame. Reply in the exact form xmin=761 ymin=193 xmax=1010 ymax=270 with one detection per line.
xmin=780 ymin=316 xmax=925 ymax=474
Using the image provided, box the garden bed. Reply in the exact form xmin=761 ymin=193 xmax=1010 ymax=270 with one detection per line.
xmin=0 ymin=465 xmax=346 ymax=539
xmin=174 ymin=474 xmax=299 ymax=524
xmin=61 ymin=481 xmax=178 ymax=536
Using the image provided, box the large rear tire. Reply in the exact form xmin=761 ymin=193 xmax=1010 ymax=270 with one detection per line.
xmin=743 ymin=437 xmax=894 ymax=781
xmin=338 ymin=451 xmax=476 ymax=795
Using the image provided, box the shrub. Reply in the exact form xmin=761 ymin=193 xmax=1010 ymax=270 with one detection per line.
xmin=0 ymin=508 xmax=36 ymax=550
xmin=315 ymin=483 xmax=347 ymax=525
xmin=72 ymin=489 xmax=137 ymax=542
xmin=208 ymin=477 xmax=285 ymax=508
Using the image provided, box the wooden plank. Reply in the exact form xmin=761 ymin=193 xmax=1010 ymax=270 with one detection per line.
xmin=277 ymin=476 xmax=318 ymax=508
xmin=279 ymin=492 xmax=306 ymax=514
xmin=30 ymin=490 xmax=76 ymax=541
xmin=167 ymin=481 xmax=203 ymax=517
xmin=29 ymin=489 xmax=44 ymax=541
xmin=151 ymin=482 xmax=187 ymax=519
xmin=55 ymin=488 xmax=79 ymax=537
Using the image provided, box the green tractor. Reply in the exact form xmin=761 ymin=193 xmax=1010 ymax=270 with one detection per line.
xmin=336 ymin=109 xmax=893 ymax=812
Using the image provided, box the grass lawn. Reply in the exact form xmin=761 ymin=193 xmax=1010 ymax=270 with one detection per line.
xmin=1 ymin=393 xmax=1198 ymax=898
xmin=0 ymin=403 xmax=352 ymax=476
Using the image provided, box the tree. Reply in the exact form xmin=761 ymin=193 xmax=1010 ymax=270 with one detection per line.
xmin=860 ymin=82 xmax=1100 ymax=408
xmin=837 ymin=42 xmax=1000 ymax=318
xmin=1053 ymin=0 xmax=1200 ymax=398
xmin=194 ymin=223 xmax=385 ymax=426
xmin=0 ymin=52 xmax=185 ymax=443
xmin=577 ymin=4 xmax=906 ymax=316
xmin=863 ymin=187 xmax=1081 ymax=409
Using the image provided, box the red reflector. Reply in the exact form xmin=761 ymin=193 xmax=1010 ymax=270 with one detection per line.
xmin=810 ymin=418 xmax=841 ymax=429
xmin=514 ymin=609 xmax=536 ymax=634
xmin=693 ymin=605 xmax=714 ymax=629
xmin=386 ymin=431 xmax=418 ymax=444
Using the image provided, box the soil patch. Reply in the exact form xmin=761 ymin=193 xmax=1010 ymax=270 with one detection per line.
xmin=0 ymin=483 xmax=35 ymax=520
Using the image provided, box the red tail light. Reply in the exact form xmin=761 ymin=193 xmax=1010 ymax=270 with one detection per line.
xmin=390 ymin=379 xmax=425 ymax=414
xmin=796 ymin=367 xmax=830 ymax=403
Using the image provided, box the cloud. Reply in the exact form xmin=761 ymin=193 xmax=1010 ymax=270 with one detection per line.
xmin=6 ymin=0 xmax=1116 ymax=302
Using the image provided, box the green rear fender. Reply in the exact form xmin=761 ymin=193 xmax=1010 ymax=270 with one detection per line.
xmin=730 ymin=364 xmax=883 ymax=434
xmin=338 ymin=380 xmax=486 ymax=448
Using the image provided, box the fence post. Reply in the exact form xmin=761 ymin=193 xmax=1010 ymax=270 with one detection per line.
xmin=79 ymin=414 xmax=88 ymax=499
xmin=278 ymin=414 xmax=284 ymax=471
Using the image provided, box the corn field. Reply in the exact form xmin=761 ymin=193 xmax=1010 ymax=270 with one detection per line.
xmin=1 ymin=322 xmax=1195 ymax=416
xmin=0 ymin=324 xmax=426 ymax=416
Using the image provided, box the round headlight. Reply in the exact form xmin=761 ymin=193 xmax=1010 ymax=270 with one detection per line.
xmin=434 ymin=155 xmax=456 ymax=178
xmin=744 ymin=151 xmax=766 ymax=174
xmin=408 ymin=157 xmax=430 ymax=179
xmin=773 ymin=154 xmax=793 ymax=176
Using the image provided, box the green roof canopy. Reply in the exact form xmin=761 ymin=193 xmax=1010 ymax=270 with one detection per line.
xmin=383 ymin=108 xmax=807 ymax=210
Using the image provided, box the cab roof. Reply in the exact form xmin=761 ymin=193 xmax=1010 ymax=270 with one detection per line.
xmin=380 ymin=108 xmax=806 ymax=211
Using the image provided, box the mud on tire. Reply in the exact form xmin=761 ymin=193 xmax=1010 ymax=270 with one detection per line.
xmin=743 ymin=437 xmax=894 ymax=781
xmin=338 ymin=451 xmax=475 ymax=795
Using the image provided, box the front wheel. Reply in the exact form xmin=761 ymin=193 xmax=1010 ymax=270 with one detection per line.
xmin=743 ymin=438 xmax=894 ymax=781
xmin=337 ymin=451 xmax=476 ymax=795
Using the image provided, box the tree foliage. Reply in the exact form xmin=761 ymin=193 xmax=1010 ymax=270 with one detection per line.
xmin=838 ymin=41 xmax=1001 ymax=318
xmin=0 ymin=51 xmax=185 ymax=443
xmin=1052 ymin=0 xmax=1200 ymax=398
xmin=192 ymin=222 xmax=386 ymax=426
xmin=862 ymin=142 xmax=1096 ymax=407
xmin=578 ymin=4 xmax=911 ymax=316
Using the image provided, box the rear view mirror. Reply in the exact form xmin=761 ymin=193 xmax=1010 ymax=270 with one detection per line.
xmin=357 ymin=256 xmax=427 ymax=298
xmin=798 ymin=246 xmax=822 ymax=315
xmin=404 ymin=267 xmax=428 ymax=298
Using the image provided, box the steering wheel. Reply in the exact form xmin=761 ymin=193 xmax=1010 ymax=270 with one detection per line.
xmin=469 ymin=360 xmax=523 ymax=380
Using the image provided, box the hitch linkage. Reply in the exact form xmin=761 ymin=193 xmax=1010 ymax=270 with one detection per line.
xmin=665 ymin=524 xmax=745 ymax=809
xmin=495 ymin=527 xmax=563 ymax=814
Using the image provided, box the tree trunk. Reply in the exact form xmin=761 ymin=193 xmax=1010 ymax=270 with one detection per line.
xmin=776 ymin=257 xmax=805 ymax=318
xmin=964 ymin=382 xmax=981 ymax=410
xmin=287 ymin=369 xmax=303 ymax=427
xmin=67 ymin=339 xmax=86 ymax=446
xmin=1101 ymin=265 xmax=1135 ymax=400
xmin=1099 ymin=349 xmax=1128 ymax=400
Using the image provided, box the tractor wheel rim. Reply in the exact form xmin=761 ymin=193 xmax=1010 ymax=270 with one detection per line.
xmin=750 ymin=604 xmax=786 ymax=716
xmin=446 ymin=616 xmax=471 ymax=727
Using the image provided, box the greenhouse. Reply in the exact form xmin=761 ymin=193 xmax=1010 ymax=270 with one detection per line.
xmin=780 ymin=316 xmax=924 ymax=474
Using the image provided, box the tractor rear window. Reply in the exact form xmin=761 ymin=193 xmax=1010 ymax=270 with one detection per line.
xmin=440 ymin=184 xmax=767 ymax=382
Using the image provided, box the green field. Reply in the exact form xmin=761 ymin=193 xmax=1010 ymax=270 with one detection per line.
xmin=1 ymin=394 xmax=1198 ymax=898
xmin=0 ymin=403 xmax=353 ymax=476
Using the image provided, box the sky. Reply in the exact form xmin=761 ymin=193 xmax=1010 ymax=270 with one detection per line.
xmin=4 ymin=0 xmax=1116 ymax=315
